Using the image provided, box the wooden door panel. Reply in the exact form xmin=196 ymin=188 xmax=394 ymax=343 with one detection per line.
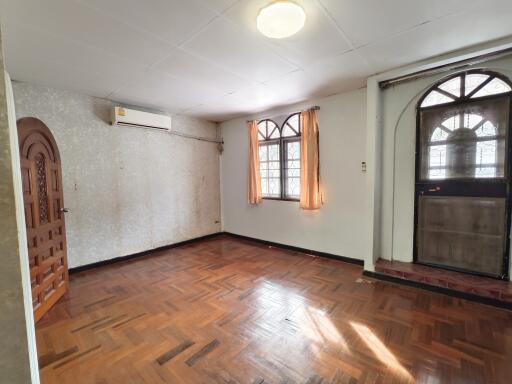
xmin=18 ymin=117 xmax=69 ymax=322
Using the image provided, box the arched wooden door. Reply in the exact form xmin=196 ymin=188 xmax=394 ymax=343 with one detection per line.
xmin=18 ymin=117 xmax=69 ymax=322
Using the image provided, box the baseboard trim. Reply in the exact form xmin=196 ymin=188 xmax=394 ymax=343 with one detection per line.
xmin=363 ymin=270 xmax=512 ymax=311
xmin=223 ymin=232 xmax=364 ymax=266
xmin=70 ymin=231 xmax=363 ymax=274
xmin=69 ymin=232 xmax=224 ymax=274
xmin=68 ymin=233 xmax=510 ymax=310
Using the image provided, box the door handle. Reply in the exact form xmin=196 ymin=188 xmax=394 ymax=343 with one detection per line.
xmin=428 ymin=187 xmax=441 ymax=192
xmin=60 ymin=208 xmax=70 ymax=213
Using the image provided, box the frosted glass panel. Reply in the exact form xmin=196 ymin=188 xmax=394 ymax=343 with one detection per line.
xmin=429 ymin=145 xmax=446 ymax=167
xmin=421 ymin=90 xmax=454 ymax=107
xmin=431 ymin=128 xmax=449 ymax=142
xmin=472 ymin=78 xmax=512 ymax=98
xmin=282 ymin=125 xmax=297 ymax=137
xmin=257 ymin=120 xmax=280 ymax=141
xmin=269 ymin=127 xmax=280 ymax=139
xmin=464 ymin=74 xmax=489 ymax=95
xmin=438 ymin=76 xmax=461 ymax=97
xmin=419 ymin=97 xmax=509 ymax=180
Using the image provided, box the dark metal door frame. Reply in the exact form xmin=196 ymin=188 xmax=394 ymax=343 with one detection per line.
xmin=413 ymin=74 xmax=512 ymax=280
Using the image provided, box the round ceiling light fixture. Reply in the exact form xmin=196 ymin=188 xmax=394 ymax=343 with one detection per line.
xmin=257 ymin=1 xmax=306 ymax=39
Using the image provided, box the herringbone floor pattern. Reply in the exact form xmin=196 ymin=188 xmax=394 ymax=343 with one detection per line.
xmin=36 ymin=236 xmax=512 ymax=383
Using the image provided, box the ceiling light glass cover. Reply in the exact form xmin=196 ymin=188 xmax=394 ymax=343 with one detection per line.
xmin=257 ymin=2 xmax=306 ymax=39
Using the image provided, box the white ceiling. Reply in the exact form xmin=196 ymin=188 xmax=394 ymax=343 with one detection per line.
xmin=1 ymin=0 xmax=511 ymax=122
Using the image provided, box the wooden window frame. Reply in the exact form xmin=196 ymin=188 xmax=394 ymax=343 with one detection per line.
xmin=257 ymin=113 xmax=301 ymax=201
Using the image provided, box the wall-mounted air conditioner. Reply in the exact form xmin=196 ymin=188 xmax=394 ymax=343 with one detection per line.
xmin=111 ymin=106 xmax=171 ymax=131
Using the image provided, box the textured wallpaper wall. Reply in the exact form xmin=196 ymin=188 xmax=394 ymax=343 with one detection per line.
xmin=13 ymin=81 xmax=221 ymax=268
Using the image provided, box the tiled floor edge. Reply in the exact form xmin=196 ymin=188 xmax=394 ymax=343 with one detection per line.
xmin=363 ymin=270 xmax=512 ymax=311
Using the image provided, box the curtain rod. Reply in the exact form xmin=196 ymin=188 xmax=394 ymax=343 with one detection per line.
xmin=380 ymin=47 xmax=512 ymax=89
xmin=246 ymin=105 xmax=320 ymax=123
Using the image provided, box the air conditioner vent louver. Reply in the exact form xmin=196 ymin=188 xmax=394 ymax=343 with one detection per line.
xmin=111 ymin=106 xmax=171 ymax=131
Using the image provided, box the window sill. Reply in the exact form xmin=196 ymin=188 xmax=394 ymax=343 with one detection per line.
xmin=262 ymin=197 xmax=300 ymax=202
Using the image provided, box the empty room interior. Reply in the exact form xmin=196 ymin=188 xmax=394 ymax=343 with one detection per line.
xmin=2 ymin=0 xmax=512 ymax=383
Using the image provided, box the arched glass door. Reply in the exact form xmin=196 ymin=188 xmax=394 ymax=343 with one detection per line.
xmin=415 ymin=71 xmax=512 ymax=278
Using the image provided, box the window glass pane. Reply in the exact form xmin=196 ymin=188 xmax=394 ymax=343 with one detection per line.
xmin=259 ymin=142 xmax=280 ymax=198
xmin=464 ymin=113 xmax=483 ymax=129
xmin=474 ymin=121 xmax=497 ymax=137
xmin=257 ymin=120 xmax=279 ymax=141
xmin=465 ymin=74 xmax=490 ymax=95
xmin=261 ymin=178 xmax=268 ymax=195
xmin=287 ymin=177 xmax=300 ymax=198
xmin=268 ymin=178 xmax=280 ymax=196
xmin=441 ymin=116 xmax=459 ymax=131
xmin=269 ymin=145 xmax=279 ymax=160
xmin=431 ymin=128 xmax=449 ymax=142
xmin=476 ymin=140 xmax=497 ymax=165
xmin=475 ymin=167 xmax=496 ymax=178
xmin=419 ymin=98 xmax=508 ymax=180
xmin=429 ymin=145 xmax=446 ymax=167
xmin=257 ymin=122 xmax=266 ymax=141
xmin=285 ymin=140 xmax=301 ymax=198
xmin=472 ymin=77 xmax=512 ymax=98
xmin=287 ymin=141 xmax=300 ymax=159
xmin=269 ymin=161 xmax=280 ymax=169
xmin=429 ymin=168 xmax=446 ymax=179
xmin=438 ymin=76 xmax=461 ymax=97
xmin=288 ymin=114 xmax=300 ymax=131
xmin=288 ymin=160 xmax=300 ymax=169
xmin=282 ymin=114 xmax=300 ymax=137
xmin=421 ymin=90 xmax=454 ymax=107
xmin=259 ymin=145 xmax=267 ymax=160
xmin=269 ymin=126 xmax=280 ymax=139
xmin=282 ymin=124 xmax=297 ymax=137
xmin=288 ymin=168 xmax=300 ymax=177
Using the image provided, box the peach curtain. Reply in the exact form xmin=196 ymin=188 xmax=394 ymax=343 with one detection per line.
xmin=300 ymin=109 xmax=320 ymax=210
xmin=247 ymin=120 xmax=263 ymax=204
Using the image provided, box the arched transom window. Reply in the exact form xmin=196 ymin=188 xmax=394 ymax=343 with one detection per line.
xmin=420 ymin=72 xmax=512 ymax=108
xmin=418 ymin=71 xmax=512 ymax=180
xmin=258 ymin=113 xmax=301 ymax=200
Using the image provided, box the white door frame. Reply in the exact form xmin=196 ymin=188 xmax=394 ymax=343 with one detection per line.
xmin=5 ymin=71 xmax=40 ymax=383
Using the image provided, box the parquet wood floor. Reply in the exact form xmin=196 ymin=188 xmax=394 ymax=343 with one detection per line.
xmin=36 ymin=235 xmax=512 ymax=384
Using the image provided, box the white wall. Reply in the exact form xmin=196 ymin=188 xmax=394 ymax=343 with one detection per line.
xmin=0 ymin=41 xmax=34 ymax=383
xmin=221 ymin=88 xmax=368 ymax=260
xmin=13 ymin=81 xmax=221 ymax=268
xmin=379 ymin=55 xmax=512 ymax=275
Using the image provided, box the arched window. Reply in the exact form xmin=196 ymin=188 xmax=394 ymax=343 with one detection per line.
xmin=418 ymin=71 xmax=512 ymax=180
xmin=258 ymin=113 xmax=301 ymax=200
